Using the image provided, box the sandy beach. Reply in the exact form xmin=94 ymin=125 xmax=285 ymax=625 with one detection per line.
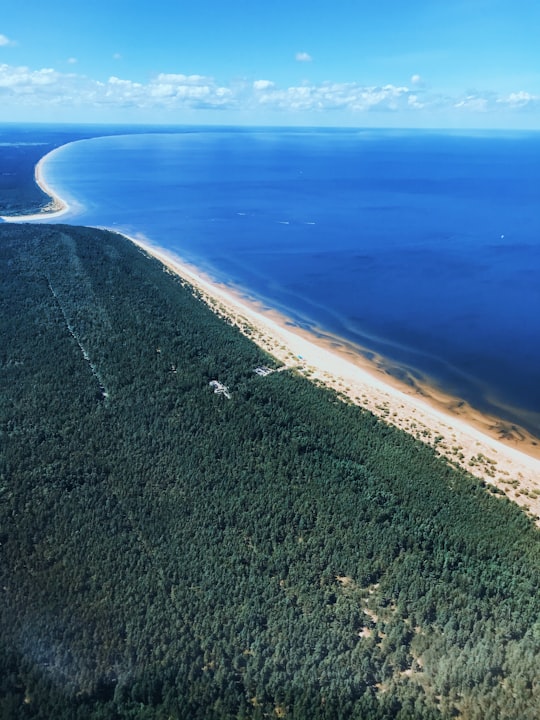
xmin=126 ymin=234 xmax=540 ymax=524
xmin=4 ymin=148 xmax=540 ymax=523
xmin=0 ymin=145 xmax=72 ymax=223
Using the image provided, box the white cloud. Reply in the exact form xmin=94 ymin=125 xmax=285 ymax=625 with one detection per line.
xmin=253 ymin=79 xmax=275 ymax=91
xmin=101 ymin=73 xmax=234 ymax=109
xmin=148 ymin=73 xmax=233 ymax=107
xmin=408 ymin=94 xmax=424 ymax=109
xmin=295 ymin=52 xmax=312 ymax=62
xmin=454 ymin=94 xmax=490 ymax=112
xmin=0 ymin=63 xmax=234 ymax=112
xmin=106 ymin=74 xmax=150 ymax=95
xmin=0 ymin=64 xmax=61 ymax=89
xmin=0 ymin=34 xmax=15 ymax=47
xmin=67 ymin=57 xmax=77 ymax=65
xmin=255 ymin=81 xmax=413 ymax=113
xmin=1 ymin=60 xmax=539 ymax=123
xmin=411 ymin=74 xmax=424 ymax=86
xmin=155 ymin=73 xmax=208 ymax=85
xmin=497 ymin=91 xmax=540 ymax=109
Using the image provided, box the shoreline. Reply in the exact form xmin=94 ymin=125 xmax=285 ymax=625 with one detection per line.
xmin=125 ymin=233 xmax=540 ymax=522
xmin=0 ymin=144 xmax=73 ymax=222
xmin=3 ymin=150 xmax=540 ymax=522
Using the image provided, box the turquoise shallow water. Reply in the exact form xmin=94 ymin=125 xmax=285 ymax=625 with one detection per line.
xmin=38 ymin=128 xmax=540 ymax=436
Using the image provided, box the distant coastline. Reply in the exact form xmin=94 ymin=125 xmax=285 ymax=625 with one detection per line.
xmin=34 ymin=149 xmax=69 ymax=217
xmin=1 ymin=144 xmax=73 ymax=222
xmin=4 ymin=144 xmax=540 ymax=521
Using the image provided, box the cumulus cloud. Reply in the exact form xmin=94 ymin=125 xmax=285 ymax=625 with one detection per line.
xmin=454 ymin=94 xmax=490 ymax=112
xmin=410 ymin=74 xmax=424 ymax=86
xmin=1 ymin=60 xmax=538 ymax=122
xmin=147 ymin=73 xmax=233 ymax=107
xmin=254 ymin=81 xmax=413 ymax=113
xmin=155 ymin=73 xmax=209 ymax=85
xmin=0 ymin=34 xmax=15 ymax=47
xmin=108 ymin=73 xmax=234 ymax=109
xmin=408 ymin=94 xmax=424 ymax=109
xmin=253 ymin=79 xmax=275 ymax=91
xmin=0 ymin=64 xmax=63 ymax=89
xmin=295 ymin=52 xmax=312 ymax=62
xmin=0 ymin=63 xmax=234 ymax=111
xmin=67 ymin=57 xmax=77 ymax=65
xmin=497 ymin=91 xmax=540 ymax=109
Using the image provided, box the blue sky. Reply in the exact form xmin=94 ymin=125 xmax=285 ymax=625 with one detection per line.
xmin=1 ymin=0 xmax=540 ymax=128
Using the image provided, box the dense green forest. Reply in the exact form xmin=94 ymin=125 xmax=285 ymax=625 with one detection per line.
xmin=1 ymin=222 xmax=539 ymax=719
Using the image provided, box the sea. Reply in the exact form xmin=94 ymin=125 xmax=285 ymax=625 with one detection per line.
xmin=23 ymin=127 xmax=540 ymax=437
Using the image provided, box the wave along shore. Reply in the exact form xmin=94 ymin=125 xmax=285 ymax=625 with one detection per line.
xmin=5 ymin=148 xmax=540 ymax=523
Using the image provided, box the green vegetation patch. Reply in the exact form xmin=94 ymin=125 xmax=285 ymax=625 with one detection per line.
xmin=1 ymin=223 xmax=539 ymax=719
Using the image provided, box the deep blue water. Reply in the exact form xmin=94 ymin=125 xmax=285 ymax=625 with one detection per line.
xmin=37 ymin=128 xmax=540 ymax=436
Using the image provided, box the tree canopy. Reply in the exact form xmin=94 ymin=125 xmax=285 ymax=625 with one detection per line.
xmin=1 ymin=222 xmax=539 ymax=719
